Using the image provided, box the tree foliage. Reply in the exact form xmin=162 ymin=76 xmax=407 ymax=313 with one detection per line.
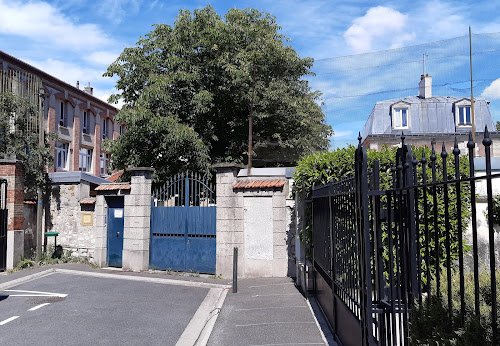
xmin=104 ymin=6 xmax=332 ymax=173
xmin=103 ymin=107 xmax=210 ymax=185
xmin=0 ymin=92 xmax=53 ymax=197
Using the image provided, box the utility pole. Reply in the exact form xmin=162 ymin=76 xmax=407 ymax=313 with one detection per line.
xmin=470 ymin=26 xmax=476 ymax=143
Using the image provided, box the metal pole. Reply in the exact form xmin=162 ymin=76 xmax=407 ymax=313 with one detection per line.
xmin=233 ymin=247 xmax=238 ymax=293
xmin=470 ymin=26 xmax=476 ymax=143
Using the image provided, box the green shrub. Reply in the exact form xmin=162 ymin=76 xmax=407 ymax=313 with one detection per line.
xmin=410 ymin=268 xmax=500 ymax=345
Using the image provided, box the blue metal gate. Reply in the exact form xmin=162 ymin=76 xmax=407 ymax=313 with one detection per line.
xmin=0 ymin=180 xmax=7 ymax=272
xmin=150 ymin=172 xmax=216 ymax=274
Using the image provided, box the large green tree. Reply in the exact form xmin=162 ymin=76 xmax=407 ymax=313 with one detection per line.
xmin=104 ymin=6 xmax=332 ymax=173
xmin=0 ymin=92 xmax=53 ymax=198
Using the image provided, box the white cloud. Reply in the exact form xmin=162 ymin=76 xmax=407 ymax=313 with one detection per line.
xmin=94 ymin=89 xmax=124 ymax=109
xmin=482 ymin=79 xmax=500 ymax=100
xmin=0 ymin=0 xmax=115 ymax=51
xmin=86 ymin=51 xmax=120 ymax=66
xmin=344 ymin=6 xmax=410 ymax=54
xmin=26 ymin=58 xmax=107 ymax=87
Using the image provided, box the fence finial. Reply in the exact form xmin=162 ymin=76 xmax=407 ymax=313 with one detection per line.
xmin=441 ymin=142 xmax=448 ymax=159
xmin=420 ymin=147 xmax=427 ymax=164
xmin=358 ymin=132 xmax=362 ymax=145
xmin=412 ymin=152 xmax=418 ymax=166
xmin=401 ymin=131 xmax=405 ymax=147
xmin=430 ymin=141 xmax=437 ymax=161
xmin=483 ymin=126 xmax=492 ymax=147
xmin=453 ymin=137 xmax=460 ymax=156
xmin=467 ymin=131 xmax=475 ymax=149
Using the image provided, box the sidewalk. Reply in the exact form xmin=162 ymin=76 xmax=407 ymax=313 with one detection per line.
xmin=208 ymin=277 xmax=335 ymax=346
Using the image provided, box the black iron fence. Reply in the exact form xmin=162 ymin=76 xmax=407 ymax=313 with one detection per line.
xmin=311 ymin=129 xmax=500 ymax=345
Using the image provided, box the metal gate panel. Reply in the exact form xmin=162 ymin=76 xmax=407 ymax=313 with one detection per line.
xmin=0 ymin=179 xmax=7 ymax=272
xmin=0 ymin=209 xmax=7 ymax=272
xmin=150 ymin=172 xmax=216 ymax=274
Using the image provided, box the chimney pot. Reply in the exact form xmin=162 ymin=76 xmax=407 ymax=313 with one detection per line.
xmin=419 ymin=75 xmax=432 ymax=99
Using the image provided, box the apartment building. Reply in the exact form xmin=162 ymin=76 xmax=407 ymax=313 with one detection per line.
xmin=0 ymin=50 xmax=121 ymax=177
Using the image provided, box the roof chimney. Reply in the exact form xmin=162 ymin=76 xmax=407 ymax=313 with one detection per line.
xmin=76 ymin=81 xmax=80 ymax=89
xmin=83 ymin=82 xmax=93 ymax=95
xmin=419 ymin=74 xmax=432 ymax=99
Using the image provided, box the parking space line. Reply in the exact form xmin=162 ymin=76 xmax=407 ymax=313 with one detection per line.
xmin=4 ymin=289 xmax=67 ymax=298
xmin=0 ymin=316 xmax=19 ymax=325
xmin=28 ymin=303 xmax=51 ymax=311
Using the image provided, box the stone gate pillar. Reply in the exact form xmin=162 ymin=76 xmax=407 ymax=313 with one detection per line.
xmin=0 ymin=156 xmax=25 ymax=270
xmin=122 ymin=167 xmax=154 ymax=271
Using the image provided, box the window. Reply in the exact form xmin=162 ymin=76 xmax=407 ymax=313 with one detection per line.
xmin=100 ymin=153 xmax=110 ymax=176
xmin=457 ymin=105 xmax=471 ymax=125
xmin=82 ymin=111 xmax=89 ymax=134
xmin=79 ymin=148 xmax=92 ymax=172
xmin=119 ymin=124 xmax=124 ymax=135
xmin=55 ymin=142 xmax=68 ymax=170
xmin=59 ymin=102 xmax=67 ymax=127
xmin=102 ymin=119 xmax=108 ymax=139
xmin=392 ymin=108 xmax=408 ymax=129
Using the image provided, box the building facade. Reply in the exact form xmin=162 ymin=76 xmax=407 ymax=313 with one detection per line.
xmin=0 ymin=50 xmax=121 ymax=177
xmin=361 ymin=74 xmax=498 ymax=156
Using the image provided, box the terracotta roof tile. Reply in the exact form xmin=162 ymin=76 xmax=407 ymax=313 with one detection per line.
xmin=80 ymin=198 xmax=96 ymax=205
xmin=233 ymin=179 xmax=286 ymax=191
xmin=95 ymin=184 xmax=131 ymax=191
xmin=106 ymin=170 xmax=124 ymax=182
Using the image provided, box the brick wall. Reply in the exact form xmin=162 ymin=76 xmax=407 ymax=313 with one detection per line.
xmin=93 ymin=120 xmax=101 ymax=177
xmin=0 ymin=158 xmax=25 ymax=231
xmin=71 ymin=115 xmax=81 ymax=171
xmin=47 ymin=106 xmax=56 ymax=172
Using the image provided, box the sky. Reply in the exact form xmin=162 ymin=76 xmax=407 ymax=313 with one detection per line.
xmin=1 ymin=0 xmax=500 ymax=149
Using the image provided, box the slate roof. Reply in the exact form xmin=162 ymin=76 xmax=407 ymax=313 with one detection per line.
xmin=361 ymin=95 xmax=494 ymax=141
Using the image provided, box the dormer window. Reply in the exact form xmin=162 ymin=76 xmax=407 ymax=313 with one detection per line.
xmin=457 ymin=105 xmax=471 ymax=126
xmin=392 ymin=108 xmax=409 ymax=129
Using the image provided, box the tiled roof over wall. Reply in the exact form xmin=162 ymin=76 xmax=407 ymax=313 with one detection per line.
xmin=233 ymin=180 xmax=286 ymax=190
xmin=95 ymin=183 xmax=131 ymax=191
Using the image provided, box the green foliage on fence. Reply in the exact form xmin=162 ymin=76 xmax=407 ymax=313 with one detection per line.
xmin=294 ymin=143 xmax=472 ymax=279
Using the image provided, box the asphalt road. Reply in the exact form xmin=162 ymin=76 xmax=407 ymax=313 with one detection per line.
xmin=0 ymin=271 xmax=209 ymax=345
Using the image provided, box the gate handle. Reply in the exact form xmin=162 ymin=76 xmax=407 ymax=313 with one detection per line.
xmin=116 ymin=232 xmax=120 ymax=238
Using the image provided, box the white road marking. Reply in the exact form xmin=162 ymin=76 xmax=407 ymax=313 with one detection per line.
xmin=28 ymin=303 xmax=51 ymax=311
xmin=4 ymin=289 xmax=67 ymax=298
xmin=0 ymin=316 xmax=19 ymax=325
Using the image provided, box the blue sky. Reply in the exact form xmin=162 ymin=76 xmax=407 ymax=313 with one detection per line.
xmin=1 ymin=0 xmax=500 ymax=148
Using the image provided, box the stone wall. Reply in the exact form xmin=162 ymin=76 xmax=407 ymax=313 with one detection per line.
xmin=46 ymin=182 xmax=95 ymax=258
xmin=214 ymin=164 xmax=296 ymax=278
